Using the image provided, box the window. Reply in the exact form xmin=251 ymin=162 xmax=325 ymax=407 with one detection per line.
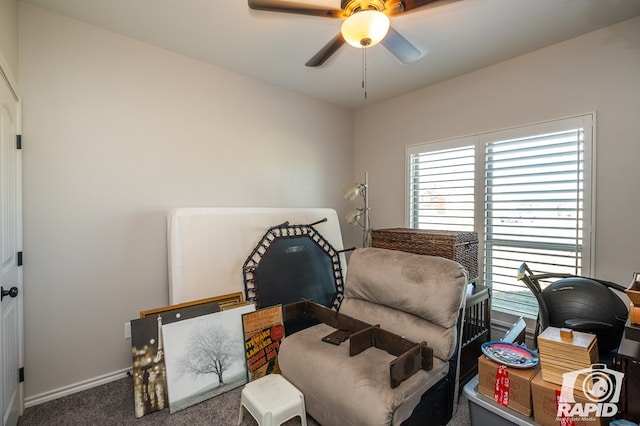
xmin=408 ymin=144 xmax=475 ymax=232
xmin=406 ymin=115 xmax=594 ymax=319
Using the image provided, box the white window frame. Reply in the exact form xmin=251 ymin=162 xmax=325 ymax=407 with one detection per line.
xmin=405 ymin=114 xmax=596 ymax=328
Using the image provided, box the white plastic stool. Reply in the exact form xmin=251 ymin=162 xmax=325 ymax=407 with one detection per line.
xmin=238 ymin=374 xmax=307 ymax=426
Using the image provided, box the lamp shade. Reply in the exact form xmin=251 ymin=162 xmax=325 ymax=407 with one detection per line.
xmin=345 ymin=208 xmax=363 ymax=225
xmin=341 ymin=10 xmax=390 ymax=48
xmin=343 ymin=184 xmax=362 ymax=201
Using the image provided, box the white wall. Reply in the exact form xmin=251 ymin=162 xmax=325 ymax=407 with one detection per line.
xmin=355 ymin=17 xmax=640 ymax=286
xmin=19 ymin=3 xmax=354 ymax=400
xmin=0 ymin=0 xmax=19 ymax=87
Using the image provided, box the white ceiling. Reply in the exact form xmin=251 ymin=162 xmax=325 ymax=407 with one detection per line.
xmin=21 ymin=0 xmax=640 ymax=109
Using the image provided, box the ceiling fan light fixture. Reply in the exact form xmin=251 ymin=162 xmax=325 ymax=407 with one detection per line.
xmin=341 ymin=10 xmax=390 ymax=48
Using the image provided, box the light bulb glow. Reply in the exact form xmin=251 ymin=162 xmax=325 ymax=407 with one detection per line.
xmin=341 ymin=10 xmax=390 ymax=48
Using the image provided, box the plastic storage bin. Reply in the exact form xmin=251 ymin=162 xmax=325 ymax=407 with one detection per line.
xmin=464 ymin=375 xmax=536 ymax=426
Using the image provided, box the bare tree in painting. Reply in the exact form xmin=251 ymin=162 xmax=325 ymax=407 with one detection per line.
xmin=179 ymin=325 xmax=241 ymax=386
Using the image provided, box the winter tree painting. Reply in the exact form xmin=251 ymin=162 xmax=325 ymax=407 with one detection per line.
xmin=162 ymin=304 xmax=256 ymax=413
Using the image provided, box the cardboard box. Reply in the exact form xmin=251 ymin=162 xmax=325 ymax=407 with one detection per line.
xmin=477 ymin=354 xmax=539 ymax=416
xmin=537 ymin=327 xmax=599 ymax=387
xmin=531 ymin=370 xmax=609 ymax=426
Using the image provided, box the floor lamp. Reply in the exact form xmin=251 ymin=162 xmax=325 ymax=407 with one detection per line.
xmin=343 ymin=172 xmax=370 ymax=247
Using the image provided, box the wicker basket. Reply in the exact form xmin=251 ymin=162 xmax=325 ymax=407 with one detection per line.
xmin=371 ymin=228 xmax=478 ymax=280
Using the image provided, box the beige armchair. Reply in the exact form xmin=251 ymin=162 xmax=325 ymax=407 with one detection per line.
xmin=278 ymin=247 xmax=468 ymax=426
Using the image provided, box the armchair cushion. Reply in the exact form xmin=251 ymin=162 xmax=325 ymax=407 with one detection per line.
xmin=343 ymin=248 xmax=467 ymax=329
xmin=340 ymin=248 xmax=467 ymax=361
xmin=339 ymin=298 xmax=455 ymax=362
xmin=279 ymin=323 xmax=449 ymax=426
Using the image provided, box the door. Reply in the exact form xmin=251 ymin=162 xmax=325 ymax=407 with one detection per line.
xmin=0 ymin=73 xmax=23 ymax=426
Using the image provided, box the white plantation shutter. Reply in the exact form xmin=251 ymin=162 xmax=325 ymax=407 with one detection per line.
xmin=485 ymin=127 xmax=586 ymax=317
xmin=406 ymin=115 xmax=593 ymax=319
xmin=408 ymin=143 xmax=476 ymax=232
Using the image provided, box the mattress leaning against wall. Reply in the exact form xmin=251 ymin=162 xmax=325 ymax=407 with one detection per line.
xmin=166 ymin=207 xmax=347 ymax=305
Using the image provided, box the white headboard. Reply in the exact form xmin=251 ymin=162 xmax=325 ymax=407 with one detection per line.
xmin=167 ymin=207 xmax=347 ymax=304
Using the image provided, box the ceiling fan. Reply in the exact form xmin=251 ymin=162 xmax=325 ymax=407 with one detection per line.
xmin=248 ymin=0 xmax=451 ymax=67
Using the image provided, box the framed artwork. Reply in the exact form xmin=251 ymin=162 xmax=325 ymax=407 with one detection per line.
xmin=242 ymin=305 xmax=284 ymax=380
xmin=140 ymin=292 xmax=243 ymax=317
xmin=221 ymin=301 xmax=252 ymax=311
xmin=130 ymin=293 xmax=243 ymax=418
xmin=162 ymin=303 xmax=256 ymax=413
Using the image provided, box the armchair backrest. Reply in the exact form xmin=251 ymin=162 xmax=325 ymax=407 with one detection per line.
xmin=338 ymin=247 xmax=467 ymax=361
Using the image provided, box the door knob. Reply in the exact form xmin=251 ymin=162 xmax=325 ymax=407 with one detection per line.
xmin=1 ymin=286 xmax=18 ymax=301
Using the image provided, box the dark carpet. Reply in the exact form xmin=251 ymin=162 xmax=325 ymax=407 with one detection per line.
xmin=18 ymin=375 xmax=471 ymax=425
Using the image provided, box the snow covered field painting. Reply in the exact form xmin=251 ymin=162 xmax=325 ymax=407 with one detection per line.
xmin=162 ymin=304 xmax=256 ymax=413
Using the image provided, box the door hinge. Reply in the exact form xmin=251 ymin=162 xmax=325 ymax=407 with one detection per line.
xmin=19 ymin=367 xmax=24 ymax=383
xmin=16 ymin=134 xmax=22 ymax=150
xmin=17 ymin=252 xmax=23 ymax=266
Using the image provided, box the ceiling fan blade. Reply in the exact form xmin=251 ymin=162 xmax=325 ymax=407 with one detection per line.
xmin=381 ymin=27 xmax=421 ymax=64
xmin=384 ymin=0 xmax=455 ymax=15
xmin=249 ymin=0 xmax=345 ymax=18
xmin=400 ymin=0 xmax=443 ymax=11
xmin=305 ymin=33 xmax=346 ymax=67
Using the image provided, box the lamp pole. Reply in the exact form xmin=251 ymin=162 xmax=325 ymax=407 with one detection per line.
xmin=364 ymin=172 xmax=370 ymax=247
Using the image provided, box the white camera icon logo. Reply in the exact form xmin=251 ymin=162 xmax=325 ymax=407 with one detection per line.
xmin=559 ymin=363 xmax=624 ymax=404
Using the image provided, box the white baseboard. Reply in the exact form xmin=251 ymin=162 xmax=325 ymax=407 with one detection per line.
xmin=25 ymin=367 xmax=132 ymax=408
